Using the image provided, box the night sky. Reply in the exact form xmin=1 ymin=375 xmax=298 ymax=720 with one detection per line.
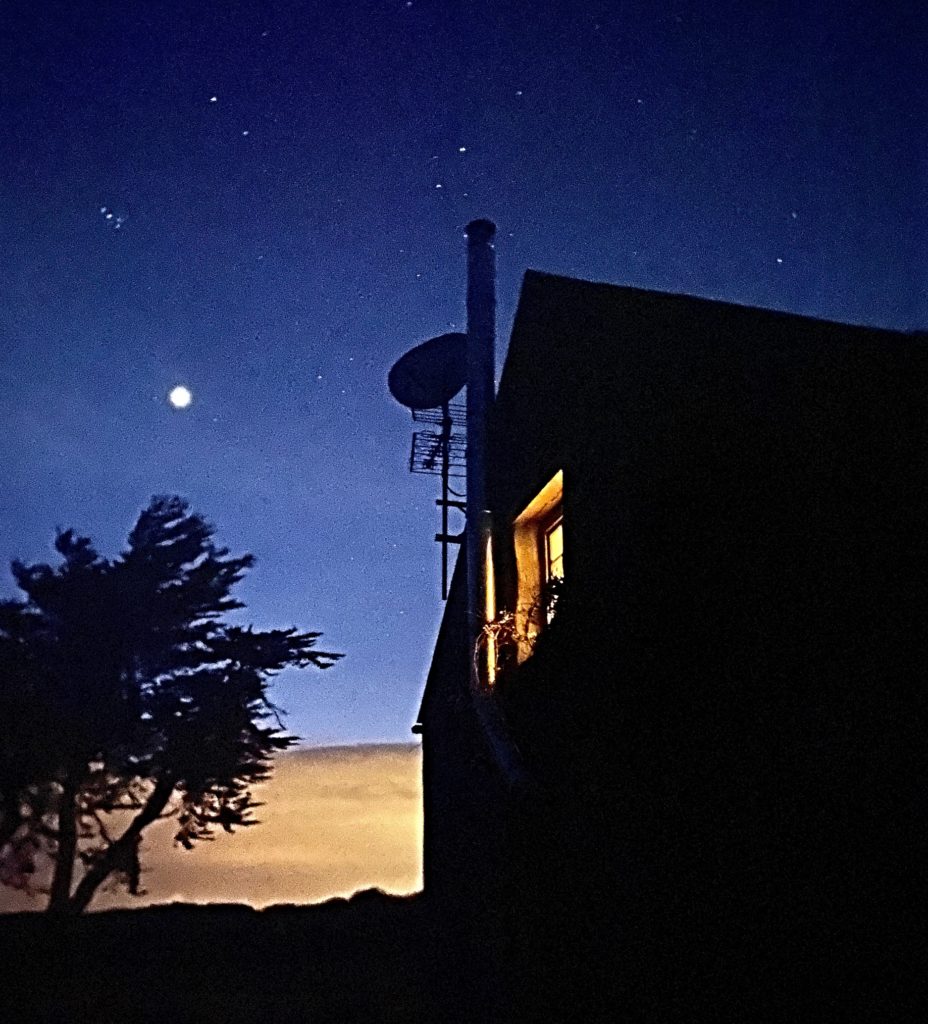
xmin=1 ymin=1 xmax=922 ymax=746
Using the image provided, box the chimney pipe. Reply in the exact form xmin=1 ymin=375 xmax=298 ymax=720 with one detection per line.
xmin=465 ymin=218 xmax=496 ymax=670
xmin=461 ymin=220 xmax=529 ymax=793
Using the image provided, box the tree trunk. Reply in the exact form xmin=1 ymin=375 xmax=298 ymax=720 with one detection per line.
xmin=0 ymin=797 xmax=23 ymax=853
xmin=66 ymin=774 xmax=176 ymax=914
xmin=47 ymin=773 xmax=80 ymax=913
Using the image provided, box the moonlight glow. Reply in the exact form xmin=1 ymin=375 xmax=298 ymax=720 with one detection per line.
xmin=168 ymin=386 xmax=192 ymax=408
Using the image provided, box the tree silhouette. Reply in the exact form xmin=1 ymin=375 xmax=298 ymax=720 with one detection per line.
xmin=0 ymin=496 xmax=340 ymax=913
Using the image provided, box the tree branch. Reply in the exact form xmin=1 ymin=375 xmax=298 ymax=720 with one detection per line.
xmin=65 ymin=773 xmax=176 ymax=914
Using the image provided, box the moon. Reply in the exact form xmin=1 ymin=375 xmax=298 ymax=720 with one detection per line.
xmin=169 ymin=386 xmax=193 ymax=409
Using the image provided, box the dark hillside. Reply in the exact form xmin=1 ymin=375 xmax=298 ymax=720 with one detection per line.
xmin=1 ymin=891 xmax=449 ymax=1023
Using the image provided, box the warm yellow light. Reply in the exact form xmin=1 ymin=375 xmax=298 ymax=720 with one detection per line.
xmin=514 ymin=469 xmax=563 ymax=525
xmin=513 ymin=470 xmax=564 ymax=660
xmin=485 ymin=534 xmax=497 ymax=685
xmin=545 ymin=518 xmax=564 ymax=580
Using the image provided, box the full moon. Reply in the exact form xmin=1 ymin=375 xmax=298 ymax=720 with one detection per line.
xmin=169 ymin=386 xmax=192 ymax=409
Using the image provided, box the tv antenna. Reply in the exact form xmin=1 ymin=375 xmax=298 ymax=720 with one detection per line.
xmin=388 ymin=332 xmax=468 ymax=599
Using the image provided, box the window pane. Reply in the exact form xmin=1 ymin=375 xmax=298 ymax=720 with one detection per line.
xmin=546 ymin=519 xmax=564 ymax=580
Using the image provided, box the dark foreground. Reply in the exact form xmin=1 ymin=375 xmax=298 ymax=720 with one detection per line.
xmin=3 ymin=887 xmax=918 ymax=1023
xmin=2 ymin=891 xmax=452 ymax=1024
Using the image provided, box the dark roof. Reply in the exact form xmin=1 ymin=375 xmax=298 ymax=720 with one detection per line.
xmin=515 ymin=269 xmax=907 ymax=336
xmin=500 ymin=270 xmax=908 ymax=397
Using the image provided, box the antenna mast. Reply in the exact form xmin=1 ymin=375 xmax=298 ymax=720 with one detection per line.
xmin=388 ymin=333 xmax=468 ymax=599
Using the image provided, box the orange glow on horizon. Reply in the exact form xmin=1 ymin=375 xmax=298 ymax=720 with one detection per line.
xmin=0 ymin=744 xmax=422 ymax=913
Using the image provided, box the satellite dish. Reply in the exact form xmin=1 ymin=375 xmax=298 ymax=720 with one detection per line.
xmin=387 ymin=332 xmax=467 ymax=410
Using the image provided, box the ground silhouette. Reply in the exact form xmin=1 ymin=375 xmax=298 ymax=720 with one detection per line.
xmin=1 ymin=890 xmax=456 ymax=1023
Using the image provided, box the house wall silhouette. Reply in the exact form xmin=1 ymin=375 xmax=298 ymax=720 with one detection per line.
xmin=414 ymin=271 xmax=926 ymax=1020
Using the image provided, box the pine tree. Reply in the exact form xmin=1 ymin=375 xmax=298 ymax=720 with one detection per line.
xmin=0 ymin=496 xmax=340 ymax=913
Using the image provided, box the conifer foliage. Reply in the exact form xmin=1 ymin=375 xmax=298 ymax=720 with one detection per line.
xmin=0 ymin=496 xmax=340 ymax=912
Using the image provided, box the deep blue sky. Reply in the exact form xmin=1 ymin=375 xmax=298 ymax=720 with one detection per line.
xmin=1 ymin=1 xmax=922 ymax=745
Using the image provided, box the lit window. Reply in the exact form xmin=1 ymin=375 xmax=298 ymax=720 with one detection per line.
xmin=543 ymin=514 xmax=564 ymax=623
xmin=513 ymin=470 xmax=564 ymax=659
xmin=545 ymin=515 xmax=564 ymax=582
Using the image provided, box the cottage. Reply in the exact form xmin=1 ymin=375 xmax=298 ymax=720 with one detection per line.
xmin=408 ymin=227 xmax=925 ymax=1020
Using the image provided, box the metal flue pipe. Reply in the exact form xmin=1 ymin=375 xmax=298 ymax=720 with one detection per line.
xmin=464 ymin=218 xmax=496 ymax=668
xmin=462 ymin=220 xmax=529 ymax=793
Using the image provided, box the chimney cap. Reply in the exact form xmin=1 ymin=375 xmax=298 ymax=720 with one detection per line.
xmin=465 ymin=218 xmax=496 ymax=242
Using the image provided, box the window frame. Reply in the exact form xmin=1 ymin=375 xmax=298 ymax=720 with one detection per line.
xmin=541 ymin=512 xmax=564 ymax=623
xmin=512 ymin=470 xmax=564 ymax=660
